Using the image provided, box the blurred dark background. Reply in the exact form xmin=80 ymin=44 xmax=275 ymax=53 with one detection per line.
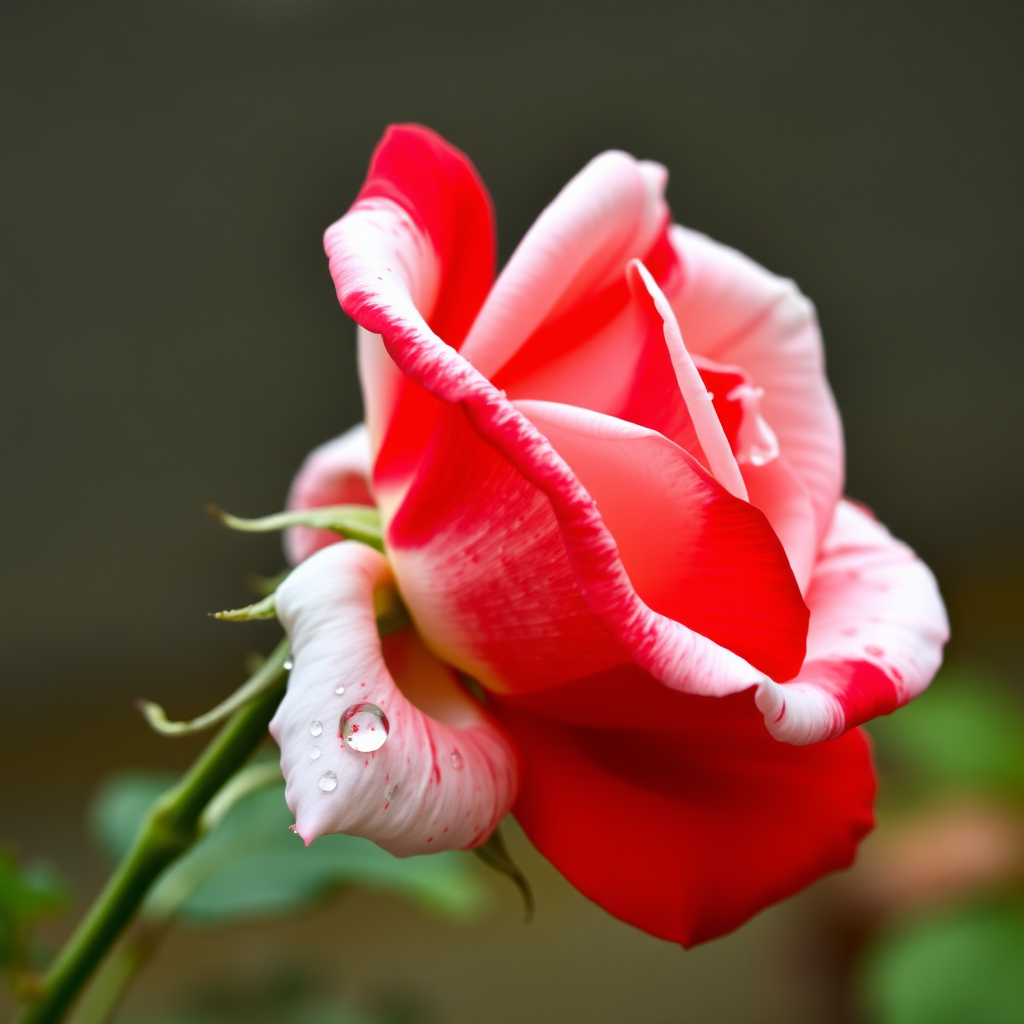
xmin=1 ymin=2 xmax=1021 ymax=1022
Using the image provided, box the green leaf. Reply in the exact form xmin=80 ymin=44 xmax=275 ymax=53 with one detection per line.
xmin=0 ymin=846 xmax=70 ymax=972
xmin=90 ymin=772 xmax=487 ymax=927
xmin=868 ymin=667 xmax=1024 ymax=799
xmin=859 ymin=901 xmax=1024 ymax=1024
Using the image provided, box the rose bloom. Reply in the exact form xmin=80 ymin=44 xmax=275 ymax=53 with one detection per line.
xmin=269 ymin=125 xmax=948 ymax=946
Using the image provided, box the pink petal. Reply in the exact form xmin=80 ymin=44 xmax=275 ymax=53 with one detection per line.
xmin=666 ymin=226 xmax=844 ymax=547
xmin=742 ymin=455 xmax=818 ymax=594
xmin=756 ymin=500 xmax=949 ymax=744
xmin=625 ymin=260 xmax=747 ymax=500
xmin=269 ymin=541 xmax=518 ymax=856
xmin=514 ymin=400 xmax=808 ymax=681
xmin=459 ymin=151 xmax=671 ymax=381
xmin=496 ymin=686 xmax=875 ymax=946
xmin=284 ymin=423 xmax=373 ymax=565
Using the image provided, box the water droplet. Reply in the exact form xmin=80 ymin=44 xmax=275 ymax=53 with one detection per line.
xmin=340 ymin=702 xmax=390 ymax=752
xmin=310 ymin=720 xmax=323 ymax=737
xmin=318 ymin=771 xmax=338 ymax=792
xmin=283 ymin=656 xmax=294 ymax=671
xmin=309 ymin=745 xmax=321 ymax=760
xmin=334 ymin=685 xmax=346 ymax=696
xmin=451 ymin=750 xmax=463 ymax=769
xmin=288 ymin=824 xmax=299 ymax=834
xmin=384 ymin=784 xmax=397 ymax=801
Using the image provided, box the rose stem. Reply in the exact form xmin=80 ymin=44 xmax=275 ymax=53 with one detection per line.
xmin=14 ymin=638 xmax=290 ymax=1024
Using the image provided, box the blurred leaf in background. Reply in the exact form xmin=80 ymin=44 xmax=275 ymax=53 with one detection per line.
xmin=860 ymin=901 xmax=1024 ymax=1024
xmin=855 ymin=666 xmax=1024 ymax=1024
xmin=91 ymin=770 xmax=489 ymax=925
xmin=0 ymin=845 xmax=70 ymax=997
xmin=869 ymin=666 xmax=1024 ymax=802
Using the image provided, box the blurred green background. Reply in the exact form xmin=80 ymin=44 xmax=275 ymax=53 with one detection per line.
xmin=1 ymin=2 xmax=1021 ymax=1021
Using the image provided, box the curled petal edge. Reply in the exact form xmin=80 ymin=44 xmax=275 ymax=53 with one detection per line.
xmin=270 ymin=541 xmax=519 ymax=856
xmin=756 ymin=501 xmax=949 ymax=744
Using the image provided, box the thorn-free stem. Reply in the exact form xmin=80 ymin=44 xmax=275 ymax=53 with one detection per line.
xmin=14 ymin=640 xmax=290 ymax=1024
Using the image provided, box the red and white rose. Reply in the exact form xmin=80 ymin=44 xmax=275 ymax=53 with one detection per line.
xmin=269 ymin=125 xmax=948 ymax=946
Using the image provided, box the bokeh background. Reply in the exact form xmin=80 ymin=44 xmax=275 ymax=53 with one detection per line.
xmin=2 ymin=2 xmax=1022 ymax=1022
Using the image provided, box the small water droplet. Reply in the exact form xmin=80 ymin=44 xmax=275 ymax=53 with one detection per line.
xmin=340 ymin=702 xmax=390 ymax=752
xmin=451 ymin=750 xmax=463 ymax=769
xmin=383 ymin=784 xmax=397 ymax=801
xmin=310 ymin=720 xmax=323 ymax=737
xmin=318 ymin=771 xmax=338 ymax=792
xmin=309 ymin=745 xmax=321 ymax=760
xmin=288 ymin=824 xmax=299 ymax=833
xmin=283 ymin=656 xmax=294 ymax=671
xmin=334 ymin=685 xmax=345 ymax=695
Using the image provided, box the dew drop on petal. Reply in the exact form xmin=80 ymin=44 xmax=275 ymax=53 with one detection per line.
xmin=451 ymin=750 xmax=463 ymax=770
xmin=284 ymin=657 xmax=294 ymax=671
xmin=334 ymin=685 xmax=346 ymax=696
xmin=310 ymin=720 xmax=323 ymax=737
xmin=340 ymin=703 xmax=390 ymax=752
xmin=288 ymin=824 xmax=299 ymax=834
xmin=309 ymin=745 xmax=321 ymax=760
xmin=318 ymin=771 xmax=338 ymax=792
xmin=384 ymin=784 xmax=397 ymax=802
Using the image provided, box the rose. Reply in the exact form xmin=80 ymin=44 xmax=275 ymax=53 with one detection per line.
xmin=269 ymin=125 xmax=948 ymax=946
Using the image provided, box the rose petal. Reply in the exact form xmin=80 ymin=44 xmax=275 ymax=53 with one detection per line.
xmin=326 ymin=125 xmax=495 ymax=500
xmin=756 ymin=500 xmax=949 ymax=744
xmin=284 ymin=423 xmax=374 ymax=565
xmin=514 ymin=399 xmax=808 ymax=681
xmin=459 ymin=151 xmax=671 ymax=381
xmin=741 ymin=455 xmax=818 ymax=594
xmin=270 ymin=541 xmax=518 ymax=856
xmin=625 ymin=260 xmax=747 ymax=499
xmin=387 ymin=403 xmax=629 ymax=694
xmin=496 ymin=686 xmax=875 ymax=947
xmin=666 ymin=225 xmax=844 ymax=547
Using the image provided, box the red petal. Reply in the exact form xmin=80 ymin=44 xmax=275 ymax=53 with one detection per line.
xmin=327 ymin=125 xmax=495 ymax=498
xmin=496 ymin=683 xmax=876 ymax=946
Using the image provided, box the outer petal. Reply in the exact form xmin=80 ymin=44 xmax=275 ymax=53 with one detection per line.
xmin=328 ymin=126 xmax=495 ymax=499
xmin=496 ymin=685 xmax=876 ymax=947
xmin=284 ymin=423 xmax=373 ymax=565
xmin=270 ymin=541 xmax=518 ymax=856
xmin=666 ymin=225 xmax=844 ymax=547
xmin=459 ymin=151 xmax=671 ymax=381
xmin=757 ymin=500 xmax=949 ymax=744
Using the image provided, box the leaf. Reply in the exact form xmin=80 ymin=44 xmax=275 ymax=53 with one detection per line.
xmin=859 ymin=901 xmax=1024 ymax=1024
xmin=868 ymin=666 xmax=1024 ymax=799
xmin=0 ymin=846 xmax=70 ymax=972
xmin=90 ymin=772 xmax=488 ymax=927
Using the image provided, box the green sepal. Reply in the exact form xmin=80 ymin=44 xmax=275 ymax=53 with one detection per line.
xmin=136 ymin=639 xmax=291 ymax=737
xmin=210 ymin=592 xmax=277 ymax=622
xmin=208 ymin=504 xmax=384 ymax=553
xmin=472 ymin=823 xmax=534 ymax=922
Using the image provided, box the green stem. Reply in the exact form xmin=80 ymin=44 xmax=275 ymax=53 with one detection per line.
xmin=15 ymin=639 xmax=290 ymax=1024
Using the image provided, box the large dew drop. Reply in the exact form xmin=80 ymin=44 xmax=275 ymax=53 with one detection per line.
xmin=340 ymin=702 xmax=389 ymax=753
xmin=318 ymin=771 xmax=338 ymax=792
